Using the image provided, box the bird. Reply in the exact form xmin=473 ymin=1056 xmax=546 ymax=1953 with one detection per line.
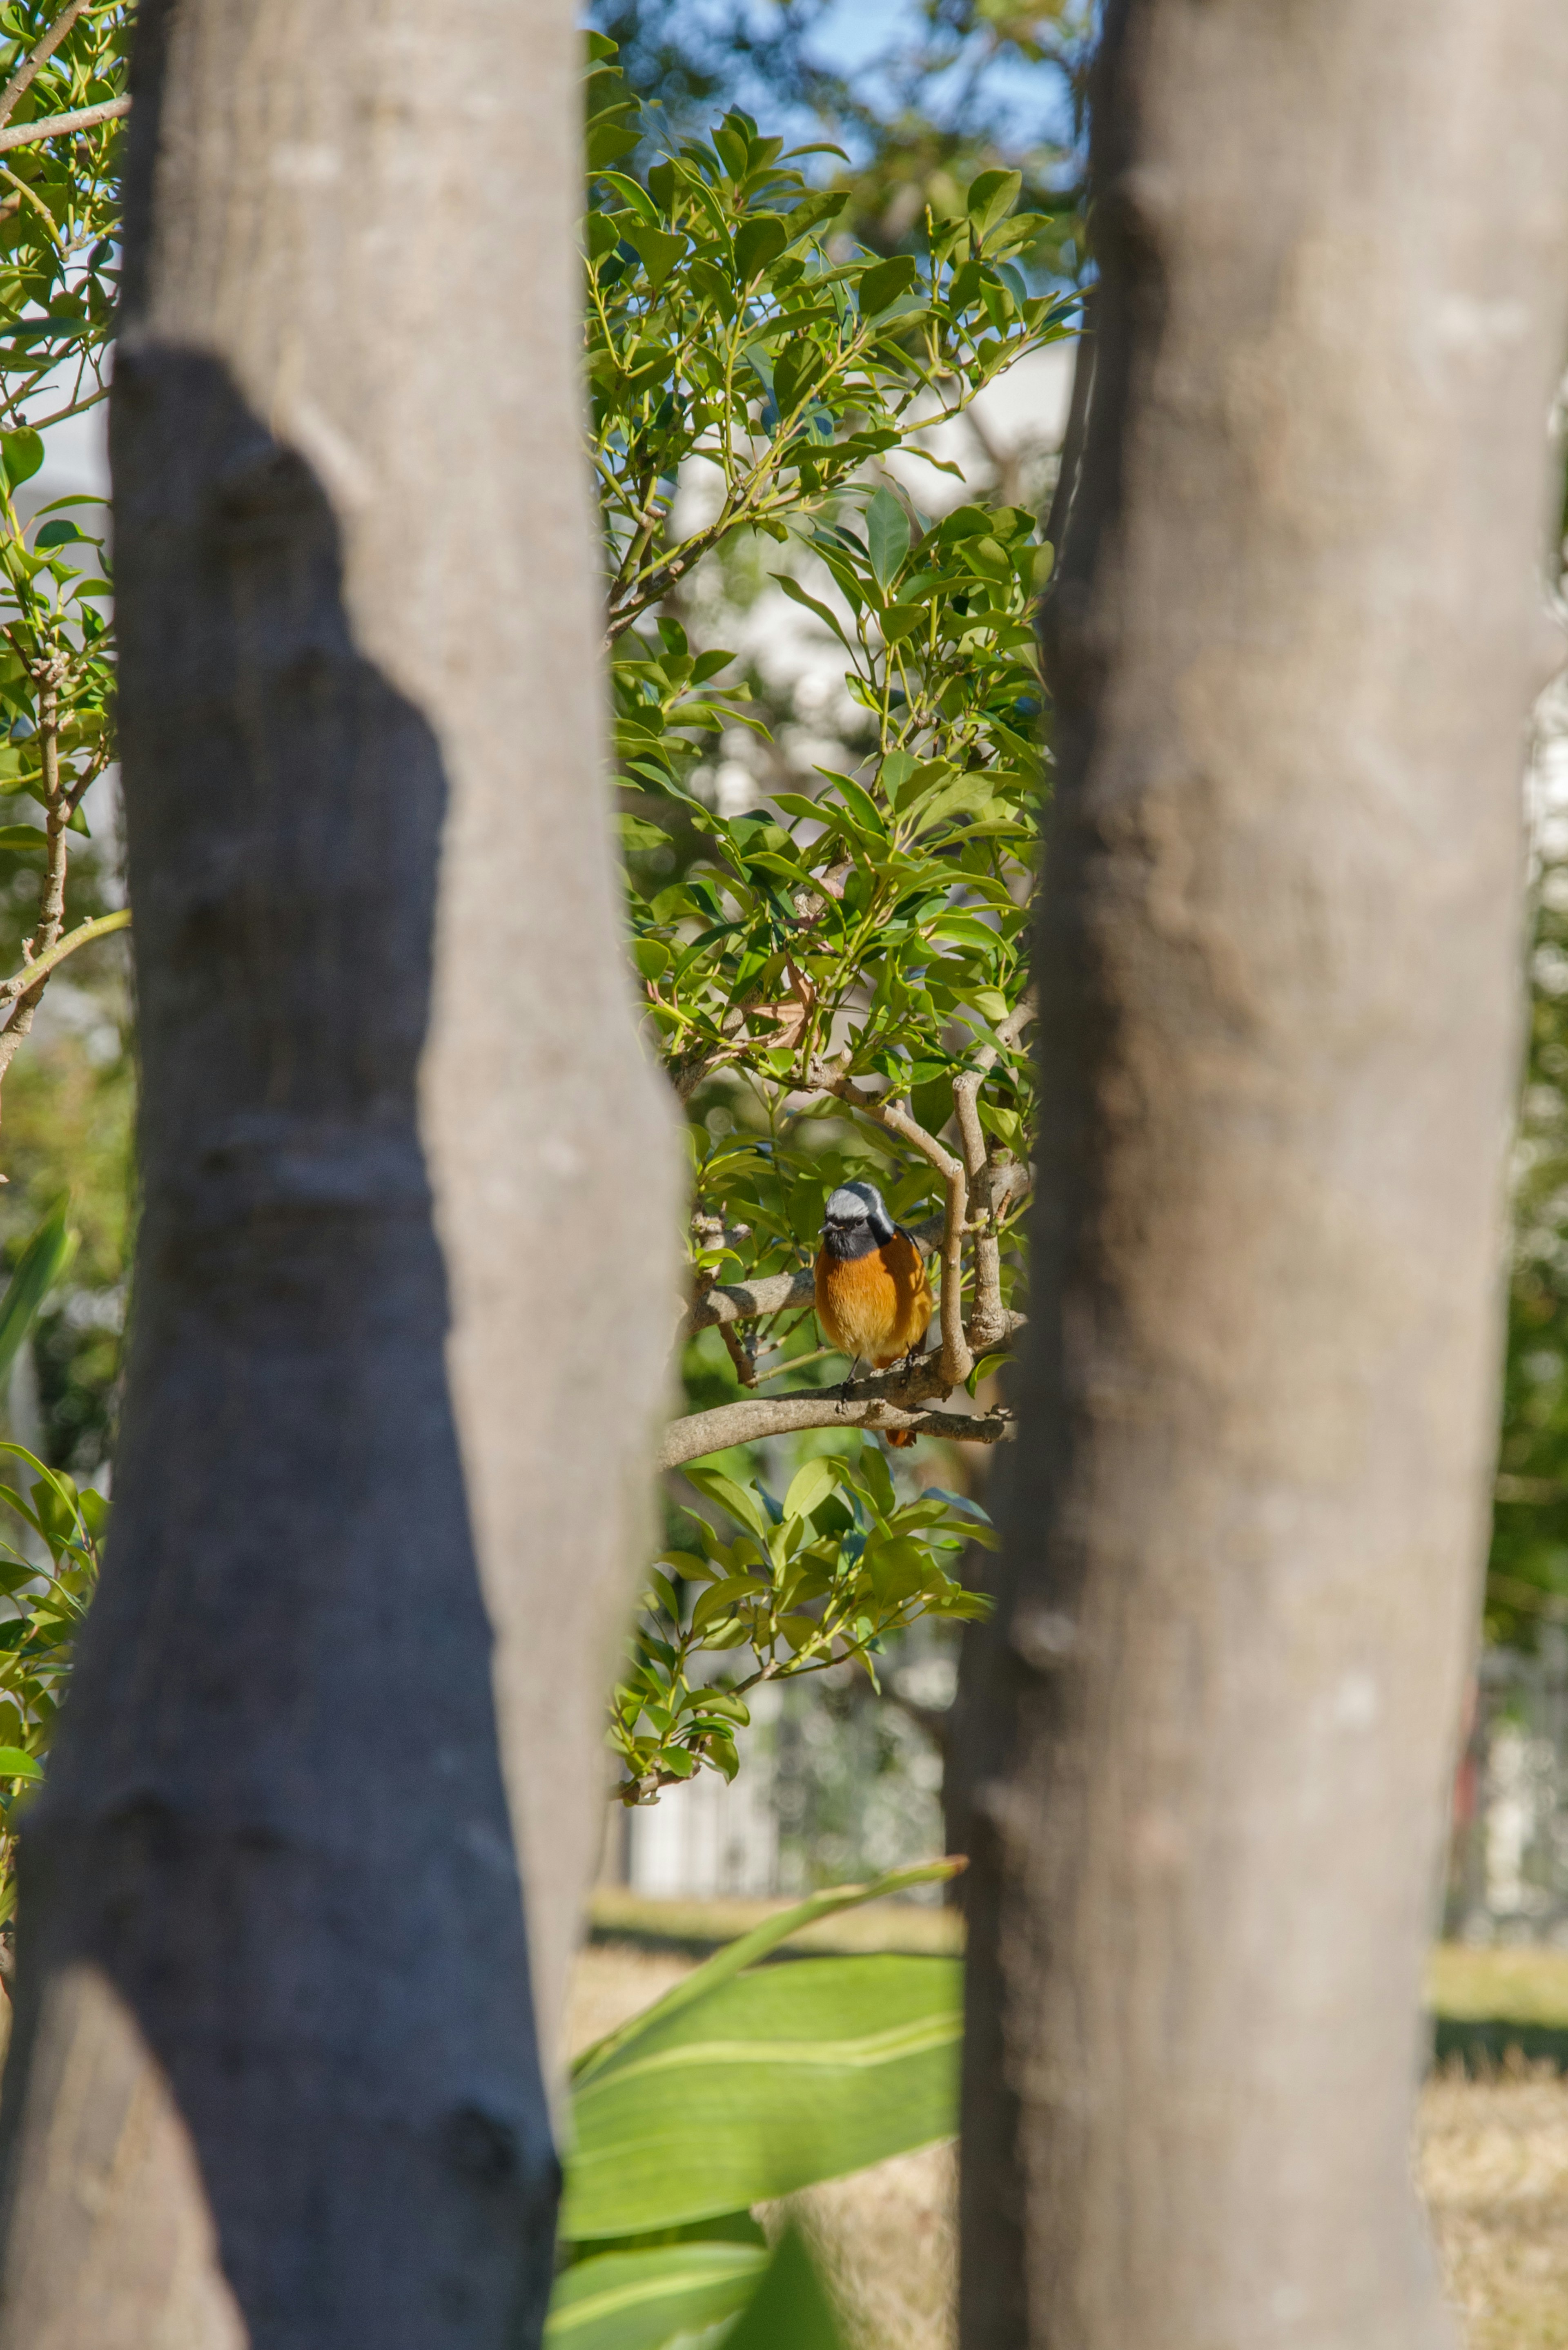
xmin=814 ymin=1181 xmax=934 ymax=1445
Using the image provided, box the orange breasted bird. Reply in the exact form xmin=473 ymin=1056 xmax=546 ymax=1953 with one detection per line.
xmin=814 ymin=1183 xmax=933 ymax=1444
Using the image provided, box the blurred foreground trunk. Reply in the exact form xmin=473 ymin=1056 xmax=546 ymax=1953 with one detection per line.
xmin=959 ymin=4 xmax=1568 ymax=2347
xmin=0 ymin=2 xmax=675 ymax=2343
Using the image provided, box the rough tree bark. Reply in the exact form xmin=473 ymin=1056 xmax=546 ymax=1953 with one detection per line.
xmin=0 ymin=2 xmax=675 ymax=2344
xmin=960 ymin=5 xmax=1568 ymax=2348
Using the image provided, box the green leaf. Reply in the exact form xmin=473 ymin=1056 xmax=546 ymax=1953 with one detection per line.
xmin=864 ymin=488 xmax=911 ymax=591
xmin=733 ymin=214 xmax=787 ymax=284
xmin=0 ymin=1204 xmax=76 ymax=1391
xmin=911 ymin=777 xmax=997 ymax=836
xmin=571 ymin=1859 xmax=960 ymax=2087
xmin=0 ymin=1748 xmax=39 ymax=1780
xmin=620 ymin=815 xmax=672 ymax=852
xmin=693 ymin=1688 xmax=750 ymax=1727
xmin=782 ymin=1456 xmax=842 ymax=1524
xmin=546 ymin=2243 xmax=767 ymax=2350
xmin=33 ymin=519 xmax=82 ymax=549
xmin=690 ymin=1574 xmax=769 ymax=1635
xmin=859 ymin=255 xmax=918 ymax=317
xmin=854 ymin=1445 xmax=898 ymax=1523
xmin=561 ymin=1953 xmax=962 ymax=2241
xmin=682 ymin=1465 xmax=772 ymax=1547
xmin=771 ymin=341 xmax=822 ymax=417
xmin=0 ymin=824 xmax=45 ymax=853
xmin=0 ymin=429 xmax=43 ymax=489
xmin=774 ymin=573 xmax=849 ymax=647
xmin=624 ymin=224 xmax=687 ymax=292
xmin=967 ymin=170 xmax=1023 ymax=240
xmin=724 ymin=2228 xmax=847 ymax=2350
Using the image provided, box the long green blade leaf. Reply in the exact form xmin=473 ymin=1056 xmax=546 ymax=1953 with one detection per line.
xmin=572 ymin=1855 xmax=961 ymax=2087
xmin=0 ymin=1202 xmax=74 ymax=1389
xmin=725 ymin=2228 xmax=846 ymax=2350
xmin=562 ymin=1955 xmax=961 ymax=2242
xmin=546 ymin=2244 xmax=766 ymax=2350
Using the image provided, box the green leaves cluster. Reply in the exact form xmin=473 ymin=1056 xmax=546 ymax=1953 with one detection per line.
xmin=0 ymin=2 xmax=127 ymax=436
xmin=589 ymin=35 xmax=1069 ymax=650
xmin=550 ymin=1863 xmax=961 ymax=2350
xmin=0 ymin=1436 xmax=102 ymax=1922
xmin=0 ymin=3 xmax=125 ymax=1038
xmin=1489 ymin=841 xmax=1568 ymax=1641
xmin=630 ymin=492 xmax=1039 ymax=1128
xmin=0 ymin=426 xmax=114 ymax=831
xmin=0 ymin=1200 xmax=95 ymax=1918
xmin=590 ymin=39 xmax=1057 ymax=1793
xmin=613 ymin=1451 xmax=993 ymax=1802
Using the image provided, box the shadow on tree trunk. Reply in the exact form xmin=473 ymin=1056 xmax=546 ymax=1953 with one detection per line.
xmin=0 ymin=354 xmax=559 ymax=2348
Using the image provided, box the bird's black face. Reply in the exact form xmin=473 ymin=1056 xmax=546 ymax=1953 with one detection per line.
xmin=822 ymin=1181 xmax=894 ymax=1257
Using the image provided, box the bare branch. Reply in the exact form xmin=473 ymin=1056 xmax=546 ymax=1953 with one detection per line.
xmin=719 ymin=1319 xmax=758 ymax=1389
xmin=658 ymin=1372 xmax=1015 ymax=1471
xmin=0 ymin=905 xmax=127 ymax=1005
xmin=0 ymin=0 xmax=94 ymax=132
xmin=0 ymin=94 xmax=128 ymax=156
xmin=953 ymin=991 xmax=1035 ymax=1349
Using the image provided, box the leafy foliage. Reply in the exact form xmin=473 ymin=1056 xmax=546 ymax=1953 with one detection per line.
xmin=0 ymin=1434 xmax=102 ymax=1922
xmin=589 ymin=40 xmax=1062 ymax=1796
xmin=1490 ymin=804 xmax=1568 ymax=1642
xmin=0 ymin=1 xmax=127 ymax=435
xmin=612 ymin=1451 xmax=992 ymax=1798
xmin=590 ymin=0 xmax=1095 ymax=279
xmin=0 ymin=0 xmax=124 ymax=870
xmin=0 ymin=4 xmax=132 ymax=1471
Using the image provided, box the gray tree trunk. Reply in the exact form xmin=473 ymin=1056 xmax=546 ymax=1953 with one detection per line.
xmin=960 ymin=5 xmax=1568 ymax=2348
xmin=0 ymin=2 xmax=675 ymax=2343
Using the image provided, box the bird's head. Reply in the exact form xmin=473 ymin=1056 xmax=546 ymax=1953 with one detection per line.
xmin=822 ymin=1182 xmax=895 ymax=1250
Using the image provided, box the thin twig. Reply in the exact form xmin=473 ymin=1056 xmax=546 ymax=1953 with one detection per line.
xmin=0 ymin=906 xmax=127 ymax=1006
xmin=0 ymin=0 xmax=94 ymax=131
xmin=952 ymin=991 xmax=1035 ymax=1350
xmin=0 ymin=94 xmax=128 ymax=156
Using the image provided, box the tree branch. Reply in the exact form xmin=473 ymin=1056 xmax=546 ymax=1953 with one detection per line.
xmin=953 ymin=992 xmax=1035 ymax=1349
xmin=671 ymin=1031 xmax=1032 ymax=1457
xmin=658 ymin=1360 xmax=1015 ymax=1471
xmin=0 ymin=906 xmax=129 ymax=1006
xmin=0 ymin=0 xmax=94 ymax=132
xmin=0 ymin=95 xmax=129 ymax=156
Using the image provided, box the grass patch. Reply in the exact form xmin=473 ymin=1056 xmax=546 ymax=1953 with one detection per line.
xmin=1428 ymin=1945 xmax=1568 ymax=2029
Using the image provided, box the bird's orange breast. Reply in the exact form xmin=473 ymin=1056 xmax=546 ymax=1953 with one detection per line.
xmin=814 ymin=1230 xmax=933 ymax=1368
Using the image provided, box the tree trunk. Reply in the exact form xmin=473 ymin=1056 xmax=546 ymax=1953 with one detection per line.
xmin=0 ymin=2 xmax=675 ymax=2343
xmin=960 ymin=5 xmax=1568 ymax=2347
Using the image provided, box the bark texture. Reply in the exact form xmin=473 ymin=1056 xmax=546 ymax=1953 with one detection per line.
xmin=0 ymin=0 xmax=675 ymax=2341
xmin=960 ymin=5 xmax=1568 ymax=2347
